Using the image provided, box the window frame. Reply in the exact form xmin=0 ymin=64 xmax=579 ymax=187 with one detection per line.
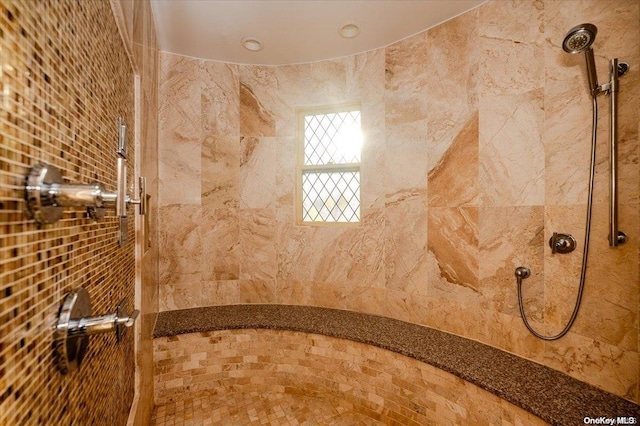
xmin=296 ymin=102 xmax=362 ymax=227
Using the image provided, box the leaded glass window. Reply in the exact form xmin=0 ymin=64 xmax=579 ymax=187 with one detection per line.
xmin=298 ymin=105 xmax=362 ymax=224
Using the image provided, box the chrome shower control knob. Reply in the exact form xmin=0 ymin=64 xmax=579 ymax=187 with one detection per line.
xmin=54 ymin=288 xmax=138 ymax=374
xmin=549 ymin=232 xmax=577 ymax=254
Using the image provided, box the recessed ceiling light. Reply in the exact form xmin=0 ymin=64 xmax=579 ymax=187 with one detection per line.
xmin=338 ymin=22 xmax=360 ymax=39
xmin=241 ymin=37 xmax=263 ymax=52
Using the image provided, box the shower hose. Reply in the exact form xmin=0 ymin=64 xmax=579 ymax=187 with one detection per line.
xmin=516 ymin=96 xmax=597 ymax=341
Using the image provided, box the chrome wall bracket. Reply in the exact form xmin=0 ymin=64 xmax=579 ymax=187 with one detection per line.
xmin=54 ymin=287 xmax=139 ymax=375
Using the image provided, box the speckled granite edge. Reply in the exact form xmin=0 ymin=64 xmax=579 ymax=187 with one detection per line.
xmin=154 ymin=305 xmax=640 ymax=425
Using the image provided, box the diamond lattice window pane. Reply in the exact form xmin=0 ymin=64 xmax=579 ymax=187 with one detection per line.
xmin=302 ymin=171 xmax=360 ymax=222
xmin=304 ymin=111 xmax=361 ymax=166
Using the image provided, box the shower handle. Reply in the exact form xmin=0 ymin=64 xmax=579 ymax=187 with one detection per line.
xmin=54 ymin=287 xmax=139 ymax=374
xmin=549 ymin=232 xmax=576 ymax=254
xmin=25 ymin=162 xmax=117 ymax=224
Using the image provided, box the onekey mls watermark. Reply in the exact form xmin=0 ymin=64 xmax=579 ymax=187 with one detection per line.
xmin=584 ymin=417 xmax=637 ymax=425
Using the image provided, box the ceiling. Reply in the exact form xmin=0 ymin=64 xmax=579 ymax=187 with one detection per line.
xmin=150 ymin=0 xmax=486 ymax=65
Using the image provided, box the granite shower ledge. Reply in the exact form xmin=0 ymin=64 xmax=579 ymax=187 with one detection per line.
xmin=154 ymin=304 xmax=640 ymax=425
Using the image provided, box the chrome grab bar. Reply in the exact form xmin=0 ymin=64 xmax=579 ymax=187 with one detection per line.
xmin=608 ymin=58 xmax=627 ymax=247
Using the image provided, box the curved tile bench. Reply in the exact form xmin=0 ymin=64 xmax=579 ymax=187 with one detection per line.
xmin=153 ymin=305 xmax=640 ymax=425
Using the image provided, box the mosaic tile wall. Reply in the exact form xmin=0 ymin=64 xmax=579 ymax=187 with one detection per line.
xmin=157 ymin=0 xmax=640 ymax=403
xmin=153 ymin=329 xmax=548 ymax=425
xmin=0 ymin=1 xmax=136 ymax=424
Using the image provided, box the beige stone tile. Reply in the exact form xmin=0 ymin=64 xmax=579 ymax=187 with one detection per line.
xmin=201 ymin=135 xmax=239 ymax=209
xmin=485 ymin=310 xmax=546 ymax=362
xmin=385 ymin=193 xmax=428 ymax=294
xmin=544 ymin=0 xmax=640 ymax=206
xmin=347 ymin=48 xmax=385 ymax=103
xmin=428 ymin=112 xmax=479 ymax=207
xmin=238 ymin=280 xmax=276 ymax=304
xmin=158 ymin=205 xmax=202 ymax=288
xmin=385 ymin=289 xmax=430 ymax=327
xmin=275 ymin=280 xmax=311 ymax=306
xmin=385 ymin=120 xmax=428 ymax=196
xmin=425 ymin=8 xmax=479 ymax=171
xmin=240 ymin=136 xmax=276 ymax=209
xmin=543 ymin=205 xmax=587 ymax=334
xmin=479 ymin=91 xmax=544 ymax=206
xmin=158 ymin=139 xmax=202 ymax=207
xmin=360 ymin=106 xmax=386 ymax=211
xmin=274 ymin=63 xmax=310 ymax=136
xmin=276 ymin=223 xmax=315 ymax=282
xmin=201 ymin=60 xmax=240 ymax=137
xmin=427 ymin=207 xmax=480 ymax=297
xmin=544 ymin=331 xmax=638 ymax=402
xmin=385 ymin=30 xmax=429 ymax=126
xmin=479 ymin=206 xmax=545 ymax=318
xmin=239 ymin=209 xmax=277 ymax=280
xmin=308 ymin=281 xmax=348 ymax=310
xmin=479 ymin=36 xmax=543 ymax=98
xmin=478 ymin=0 xmax=544 ymax=43
xmin=424 ymin=297 xmax=489 ymax=348
xmin=158 ymin=52 xmax=201 ymax=143
xmin=309 ymin=58 xmax=348 ymax=104
xmin=240 ymin=66 xmax=280 ymax=136
xmin=154 ymin=330 xmax=544 ymax=425
xmin=202 ymin=207 xmax=240 ymax=281
xmin=158 ymin=281 xmax=239 ymax=311
xmin=158 ymin=52 xmax=202 ymax=207
xmin=324 ymin=210 xmax=386 ymax=288
xmin=275 ymin=136 xmax=296 ymax=221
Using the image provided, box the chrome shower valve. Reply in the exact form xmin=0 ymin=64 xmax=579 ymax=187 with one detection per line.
xmin=54 ymin=288 xmax=139 ymax=374
xmin=549 ymin=232 xmax=577 ymax=254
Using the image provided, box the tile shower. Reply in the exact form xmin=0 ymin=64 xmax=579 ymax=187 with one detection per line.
xmin=157 ymin=0 xmax=639 ymax=402
xmin=1 ymin=0 xmax=639 ymax=425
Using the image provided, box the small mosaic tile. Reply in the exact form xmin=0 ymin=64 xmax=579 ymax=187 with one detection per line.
xmin=0 ymin=0 xmax=136 ymax=424
xmin=151 ymin=389 xmax=379 ymax=426
xmin=153 ymin=328 xmax=549 ymax=426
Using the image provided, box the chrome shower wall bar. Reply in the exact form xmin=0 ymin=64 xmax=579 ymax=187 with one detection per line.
xmin=594 ymin=57 xmax=628 ymax=246
xmin=563 ymin=23 xmax=628 ymax=247
xmin=606 ymin=58 xmax=627 ymax=246
xmin=24 ymin=117 xmax=145 ymax=246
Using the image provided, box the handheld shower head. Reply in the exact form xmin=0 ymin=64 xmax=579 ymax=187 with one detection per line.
xmin=563 ymin=23 xmax=599 ymax=95
xmin=563 ymin=23 xmax=597 ymax=53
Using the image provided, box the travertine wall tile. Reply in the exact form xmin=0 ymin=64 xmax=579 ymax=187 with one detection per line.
xmin=479 ymin=91 xmax=545 ymax=206
xmin=159 ymin=205 xmax=202 ymax=287
xmin=202 ymin=207 xmax=240 ymax=281
xmin=428 ymin=112 xmax=479 ymax=207
xmin=239 ymin=209 xmax=277 ymax=280
xmin=426 ymin=8 xmax=479 ymax=171
xmin=385 ymin=31 xmax=429 ymax=126
xmin=202 ymin=61 xmax=240 ymax=137
xmin=158 ymin=53 xmax=202 ymax=207
xmin=428 ymin=207 xmax=480 ymax=295
xmin=240 ymin=136 xmax=276 ymax=209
